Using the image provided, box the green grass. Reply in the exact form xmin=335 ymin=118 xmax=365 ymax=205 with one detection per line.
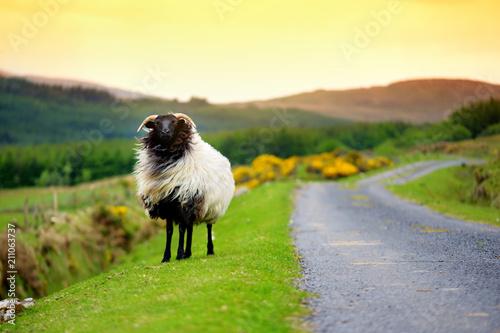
xmin=387 ymin=166 xmax=500 ymax=227
xmin=0 ymin=176 xmax=133 ymax=230
xmin=4 ymin=181 xmax=310 ymax=332
xmin=337 ymin=153 xmax=450 ymax=186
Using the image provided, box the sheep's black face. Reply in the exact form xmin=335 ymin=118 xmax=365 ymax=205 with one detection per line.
xmin=142 ymin=114 xmax=193 ymax=156
xmin=148 ymin=114 xmax=179 ymax=145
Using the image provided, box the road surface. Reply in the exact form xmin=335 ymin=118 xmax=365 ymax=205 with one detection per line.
xmin=293 ymin=160 xmax=500 ymax=332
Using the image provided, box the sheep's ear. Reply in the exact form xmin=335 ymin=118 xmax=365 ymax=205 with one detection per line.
xmin=178 ymin=118 xmax=189 ymax=127
xmin=174 ymin=113 xmax=196 ymax=129
xmin=137 ymin=115 xmax=158 ymax=132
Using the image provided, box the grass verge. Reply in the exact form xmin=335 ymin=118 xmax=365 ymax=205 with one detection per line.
xmin=338 ymin=153 xmax=451 ymax=186
xmin=387 ymin=166 xmax=500 ymax=227
xmin=3 ymin=181 xmax=310 ymax=332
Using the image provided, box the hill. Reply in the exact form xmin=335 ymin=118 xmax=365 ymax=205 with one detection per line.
xmin=0 ymin=77 xmax=349 ymax=145
xmin=4 ymin=68 xmax=500 ymax=124
xmin=0 ymin=69 xmax=144 ymax=99
xmin=228 ymin=79 xmax=500 ymax=123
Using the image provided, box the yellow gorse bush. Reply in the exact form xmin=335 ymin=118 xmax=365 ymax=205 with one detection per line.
xmin=281 ymin=156 xmax=299 ymax=177
xmin=233 ymin=154 xmax=298 ymax=192
xmin=232 ymin=166 xmax=255 ymax=184
xmin=321 ymin=157 xmax=359 ymax=179
xmin=232 ymin=149 xmax=392 ymax=192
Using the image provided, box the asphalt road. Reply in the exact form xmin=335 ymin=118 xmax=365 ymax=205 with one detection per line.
xmin=293 ymin=160 xmax=500 ymax=333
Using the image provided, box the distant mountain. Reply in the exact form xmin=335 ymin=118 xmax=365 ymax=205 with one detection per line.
xmin=0 ymin=69 xmax=12 ymax=77
xmin=228 ymin=79 xmax=500 ymax=124
xmin=2 ymin=68 xmax=499 ymax=127
xmin=0 ymin=70 xmax=145 ymax=99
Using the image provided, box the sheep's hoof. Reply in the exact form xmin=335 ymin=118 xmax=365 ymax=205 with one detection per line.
xmin=184 ymin=252 xmax=191 ymax=259
xmin=161 ymin=258 xmax=170 ymax=263
xmin=176 ymin=255 xmax=184 ymax=261
xmin=207 ymin=250 xmax=215 ymax=256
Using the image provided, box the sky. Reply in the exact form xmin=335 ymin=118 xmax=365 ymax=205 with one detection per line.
xmin=0 ymin=0 xmax=499 ymax=103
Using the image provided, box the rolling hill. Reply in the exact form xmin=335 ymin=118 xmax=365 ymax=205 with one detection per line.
xmin=2 ymin=68 xmax=500 ymax=146
xmin=0 ymin=69 xmax=145 ymax=99
xmin=3 ymin=68 xmax=500 ymax=124
xmin=228 ymin=79 xmax=500 ymax=123
xmin=0 ymin=77 xmax=348 ymax=145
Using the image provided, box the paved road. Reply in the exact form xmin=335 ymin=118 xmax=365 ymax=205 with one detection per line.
xmin=293 ymin=160 xmax=500 ymax=333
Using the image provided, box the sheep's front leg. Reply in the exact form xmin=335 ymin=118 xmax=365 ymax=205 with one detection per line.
xmin=184 ymin=224 xmax=193 ymax=259
xmin=207 ymin=224 xmax=214 ymax=256
xmin=162 ymin=219 xmax=174 ymax=263
xmin=176 ymin=223 xmax=186 ymax=260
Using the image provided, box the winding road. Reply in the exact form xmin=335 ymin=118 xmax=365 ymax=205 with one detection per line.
xmin=293 ymin=160 xmax=500 ymax=333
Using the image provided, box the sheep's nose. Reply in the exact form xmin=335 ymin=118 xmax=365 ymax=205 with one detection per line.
xmin=162 ymin=129 xmax=170 ymax=135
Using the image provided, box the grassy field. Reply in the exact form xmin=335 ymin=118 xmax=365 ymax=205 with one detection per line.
xmin=387 ymin=166 xmax=500 ymax=227
xmin=386 ymin=135 xmax=500 ymax=227
xmin=0 ymin=176 xmax=134 ymax=230
xmin=338 ymin=152 xmax=451 ymax=186
xmin=3 ymin=181 xmax=310 ymax=332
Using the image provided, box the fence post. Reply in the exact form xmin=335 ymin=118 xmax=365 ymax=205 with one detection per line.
xmin=53 ymin=190 xmax=58 ymax=216
xmin=91 ymin=185 xmax=95 ymax=207
xmin=24 ymin=197 xmax=29 ymax=230
xmin=33 ymin=201 xmax=39 ymax=228
xmin=73 ymin=191 xmax=77 ymax=212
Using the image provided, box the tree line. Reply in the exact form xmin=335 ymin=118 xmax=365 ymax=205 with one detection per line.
xmin=0 ymin=121 xmax=420 ymax=188
xmin=0 ymin=140 xmax=135 ymax=188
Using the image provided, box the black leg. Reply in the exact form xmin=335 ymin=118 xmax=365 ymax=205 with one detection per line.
xmin=176 ymin=223 xmax=186 ymax=260
xmin=207 ymin=224 xmax=214 ymax=256
xmin=185 ymin=224 xmax=193 ymax=259
xmin=162 ymin=219 xmax=173 ymax=263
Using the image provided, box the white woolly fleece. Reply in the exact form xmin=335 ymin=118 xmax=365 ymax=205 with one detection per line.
xmin=134 ymin=132 xmax=235 ymax=224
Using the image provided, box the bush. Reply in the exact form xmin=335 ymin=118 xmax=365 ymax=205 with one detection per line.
xmin=428 ymin=122 xmax=472 ymax=142
xmin=450 ymin=98 xmax=500 ymax=138
xmin=479 ymin=122 xmax=500 ymax=137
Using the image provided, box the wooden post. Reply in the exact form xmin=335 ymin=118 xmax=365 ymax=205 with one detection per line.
xmin=53 ymin=190 xmax=58 ymax=216
xmin=24 ymin=197 xmax=29 ymax=230
xmin=33 ymin=201 xmax=39 ymax=228
xmin=91 ymin=185 xmax=95 ymax=207
xmin=40 ymin=199 xmax=49 ymax=224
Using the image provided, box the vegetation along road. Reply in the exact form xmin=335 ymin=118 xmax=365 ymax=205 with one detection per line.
xmin=293 ymin=160 xmax=500 ymax=332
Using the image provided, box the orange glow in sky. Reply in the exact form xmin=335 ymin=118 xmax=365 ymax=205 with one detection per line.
xmin=1 ymin=0 xmax=499 ymax=102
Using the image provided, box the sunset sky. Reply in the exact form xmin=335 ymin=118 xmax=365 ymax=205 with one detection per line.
xmin=1 ymin=0 xmax=499 ymax=103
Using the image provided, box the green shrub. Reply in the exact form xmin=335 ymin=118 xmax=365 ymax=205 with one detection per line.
xmin=479 ymin=122 xmax=500 ymax=137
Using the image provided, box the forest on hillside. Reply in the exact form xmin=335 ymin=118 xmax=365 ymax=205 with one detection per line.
xmin=0 ymin=97 xmax=499 ymax=189
xmin=0 ymin=77 xmax=347 ymax=145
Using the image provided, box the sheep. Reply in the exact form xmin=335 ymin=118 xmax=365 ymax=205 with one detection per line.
xmin=134 ymin=113 xmax=235 ymax=262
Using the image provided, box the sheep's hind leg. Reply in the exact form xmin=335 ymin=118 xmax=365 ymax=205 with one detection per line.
xmin=176 ymin=223 xmax=186 ymax=260
xmin=162 ymin=219 xmax=174 ymax=263
xmin=184 ymin=224 xmax=193 ymax=259
xmin=207 ymin=224 xmax=214 ymax=256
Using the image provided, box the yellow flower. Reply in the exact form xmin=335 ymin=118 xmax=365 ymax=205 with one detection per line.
xmin=310 ymin=159 xmax=324 ymax=172
xmin=243 ymin=178 xmax=260 ymax=189
xmin=336 ymin=161 xmax=359 ymax=177
xmin=110 ymin=205 xmax=128 ymax=218
xmin=281 ymin=157 xmax=298 ymax=177
xmin=322 ymin=166 xmax=338 ymax=179
xmin=232 ymin=166 xmax=254 ymax=184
